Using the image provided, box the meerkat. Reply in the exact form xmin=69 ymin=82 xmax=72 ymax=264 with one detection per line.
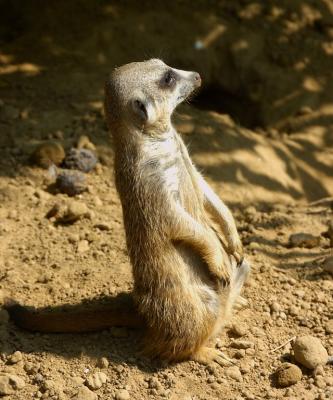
xmin=6 ymin=59 xmax=249 ymax=365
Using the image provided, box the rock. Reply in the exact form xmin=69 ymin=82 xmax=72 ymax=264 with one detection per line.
xmin=230 ymin=323 xmax=247 ymax=337
xmin=94 ymin=222 xmax=111 ymax=231
xmin=97 ymin=357 xmax=109 ymax=369
xmin=230 ymin=340 xmax=254 ymax=349
xmin=7 ymin=351 xmax=23 ymax=364
xmin=275 ymin=363 xmax=302 ymax=387
xmin=55 ymin=170 xmax=87 ymax=196
xmin=323 ymin=256 xmax=333 ymax=275
xmin=325 ymin=320 xmax=333 ymax=334
xmin=289 ymin=233 xmax=320 ymax=248
xmin=31 ymin=141 xmax=65 ymax=168
xmin=64 ymin=201 xmax=88 ymax=223
xmin=0 ymin=309 xmax=9 ymax=325
xmin=77 ymin=240 xmax=89 ymax=253
xmin=77 ymin=135 xmax=96 ymax=151
xmin=115 ymin=389 xmax=130 ymax=400
xmin=62 ymin=148 xmax=98 ymax=173
xmin=225 ymin=366 xmax=243 ymax=382
xmin=85 ymin=371 xmax=108 ymax=390
xmin=74 ymin=386 xmax=97 ymax=400
xmin=45 ymin=203 xmax=61 ymax=219
xmin=293 ymin=336 xmax=328 ymax=369
xmin=0 ymin=374 xmax=25 ymax=395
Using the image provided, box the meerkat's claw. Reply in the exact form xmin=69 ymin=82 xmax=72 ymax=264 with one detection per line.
xmin=234 ymin=295 xmax=248 ymax=310
xmin=192 ymin=347 xmax=235 ymax=366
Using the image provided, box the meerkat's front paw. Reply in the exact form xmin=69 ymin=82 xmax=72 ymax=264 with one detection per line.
xmin=227 ymin=235 xmax=244 ymax=264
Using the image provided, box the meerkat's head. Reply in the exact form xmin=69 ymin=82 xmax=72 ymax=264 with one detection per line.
xmin=104 ymin=59 xmax=201 ymax=136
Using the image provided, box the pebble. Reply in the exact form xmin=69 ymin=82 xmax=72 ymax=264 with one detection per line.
xmin=85 ymin=371 xmax=108 ymax=390
xmin=323 ymin=256 xmax=333 ymax=275
xmin=230 ymin=323 xmax=247 ymax=337
xmin=274 ymin=363 xmax=302 ymax=387
xmin=7 ymin=351 xmax=23 ymax=364
xmin=45 ymin=203 xmax=61 ymax=219
xmin=225 ymin=366 xmax=243 ymax=382
xmin=230 ymin=340 xmax=254 ymax=349
xmin=289 ymin=233 xmax=320 ymax=248
xmin=115 ymin=389 xmax=130 ymax=400
xmin=77 ymin=135 xmax=96 ymax=151
xmin=293 ymin=336 xmax=328 ymax=369
xmin=325 ymin=320 xmax=333 ymax=334
xmin=31 ymin=141 xmax=65 ymax=168
xmin=74 ymin=386 xmax=97 ymax=400
xmin=0 ymin=374 xmax=25 ymax=395
xmin=56 ymin=170 xmax=87 ymax=196
xmin=62 ymin=148 xmax=98 ymax=173
xmin=64 ymin=201 xmax=88 ymax=223
xmin=97 ymin=357 xmax=109 ymax=368
xmin=77 ymin=240 xmax=89 ymax=253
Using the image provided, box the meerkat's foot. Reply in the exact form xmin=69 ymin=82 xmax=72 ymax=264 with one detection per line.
xmin=234 ymin=295 xmax=248 ymax=310
xmin=191 ymin=347 xmax=235 ymax=366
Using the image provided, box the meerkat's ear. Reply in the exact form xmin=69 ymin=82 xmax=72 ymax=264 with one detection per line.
xmin=130 ymin=97 xmax=156 ymax=125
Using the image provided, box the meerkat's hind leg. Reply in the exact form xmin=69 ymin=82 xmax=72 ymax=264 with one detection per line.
xmin=191 ymin=346 xmax=235 ymax=366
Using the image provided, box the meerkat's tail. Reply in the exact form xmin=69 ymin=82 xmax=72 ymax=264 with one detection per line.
xmin=225 ymin=258 xmax=250 ymax=318
xmin=4 ymin=298 xmax=145 ymax=333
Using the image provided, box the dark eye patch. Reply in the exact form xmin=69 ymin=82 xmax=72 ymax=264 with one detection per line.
xmin=159 ymin=69 xmax=178 ymax=89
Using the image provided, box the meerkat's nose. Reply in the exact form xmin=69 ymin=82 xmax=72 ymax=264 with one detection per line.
xmin=193 ymin=72 xmax=201 ymax=86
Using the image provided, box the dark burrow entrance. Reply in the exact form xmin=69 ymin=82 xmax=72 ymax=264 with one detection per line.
xmin=193 ymin=84 xmax=262 ymax=129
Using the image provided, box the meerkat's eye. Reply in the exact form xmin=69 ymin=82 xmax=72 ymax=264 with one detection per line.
xmin=161 ymin=70 xmax=176 ymax=88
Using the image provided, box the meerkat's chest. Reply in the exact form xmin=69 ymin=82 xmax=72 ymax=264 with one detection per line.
xmin=141 ymin=136 xmax=202 ymax=207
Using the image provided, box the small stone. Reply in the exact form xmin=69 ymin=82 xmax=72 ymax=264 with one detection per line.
xmin=94 ymin=223 xmax=111 ymax=231
xmin=85 ymin=371 xmax=107 ymax=390
xmin=270 ymin=302 xmax=281 ymax=312
xmin=225 ymin=366 xmax=243 ymax=382
xmin=72 ymin=377 xmax=85 ymax=387
xmin=74 ymin=386 xmax=97 ymax=400
xmin=77 ymin=135 xmax=96 ymax=151
xmin=56 ymin=170 xmax=87 ymax=196
xmin=323 ymin=256 xmax=333 ymax=275
xmin=293 ymin=336 xmax=328 ymax=369
xmin=230 ymin=340 xmax=254 ymax=349
xmin=45 ymin=203 xmax=60 ymax=219
xmin=289 ymin=233 xmax=320 ymax=248
xmin=230 ymin=323 xmax=247 ymax=337
xmin=31 ymin=141 xmax=65 ymax=168
xmin=325 ymin=320 xmax=333 ymax=334
xmin=24 ymin=362 xmax=39 ymax=375
xmin=97 ymin=357 xmax=109 ymax=368
xmin=62 ymin=148 xmax=98 ymax=173
xmin=115 ymin=389 xmax=130 ymax=400
xmin=148 ymin=377 xmax=162 ymax=390
xmin=77 ymin=240 xmax=89 ymax=253
xmin=275 ymin=363 xmax=302 ymax=387
xmin=64 ymin=201 xmax=88 ymax=223
xmin=0 ymin=374 xmax=25 ymax=395
xmin=7 ymin=351 xmax=23 ymax=364
xmin=314 ymin=376 xmax=326 ymax=388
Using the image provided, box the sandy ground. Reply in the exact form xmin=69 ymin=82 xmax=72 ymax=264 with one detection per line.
xmin=0 ymin=1 xmax=333 ymax=399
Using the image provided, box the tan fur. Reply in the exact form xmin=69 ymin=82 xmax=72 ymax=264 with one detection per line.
xmin=7 ymin=59 xmax=250 ymax=365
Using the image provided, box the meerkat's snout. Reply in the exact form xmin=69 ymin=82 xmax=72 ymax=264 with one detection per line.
xmin=192 ymin=72 xmax=201 ymax=87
